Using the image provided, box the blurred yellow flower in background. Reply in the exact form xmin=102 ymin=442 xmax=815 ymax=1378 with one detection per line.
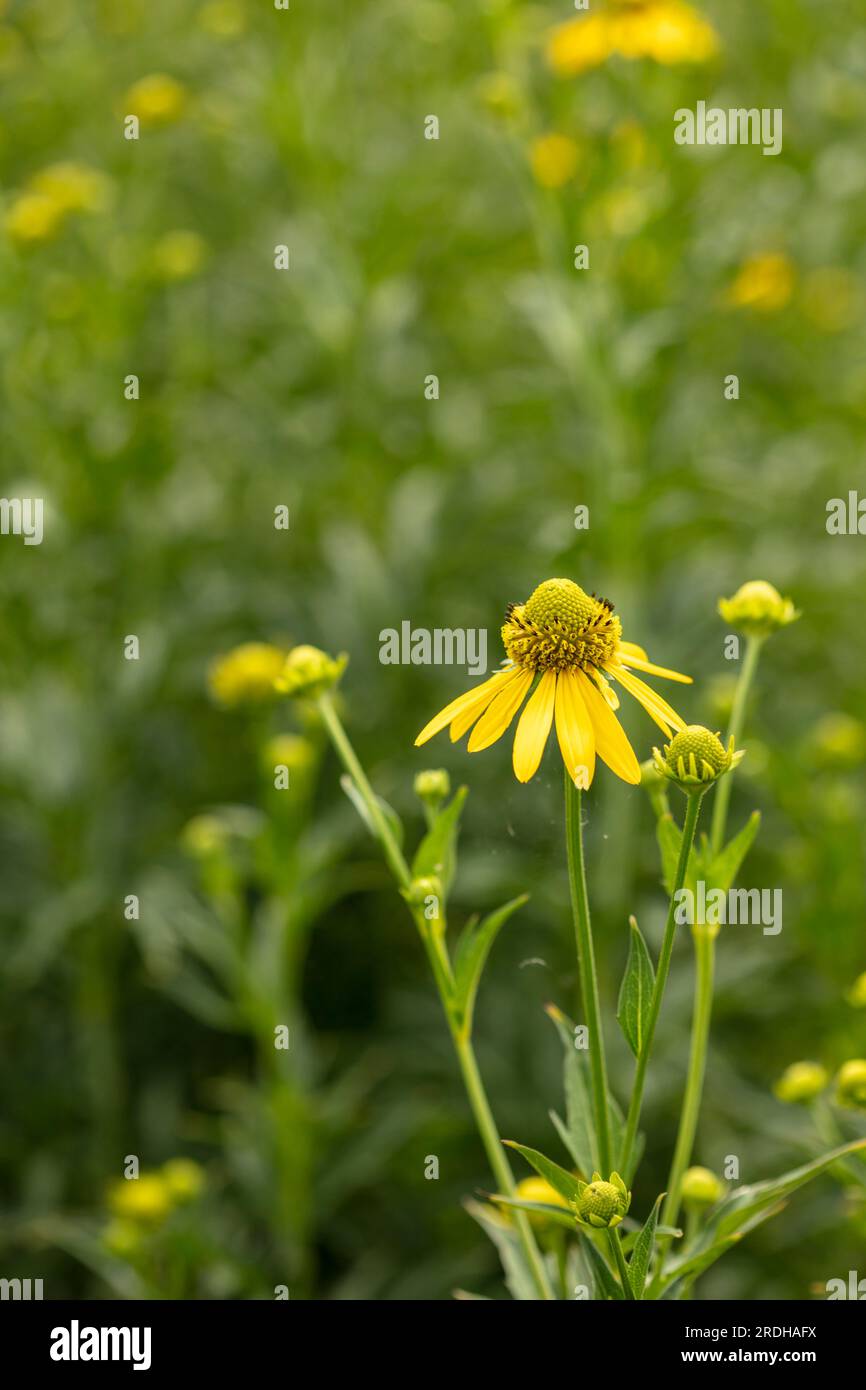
xmin=198 ymin=0 xmax=246 ymax=37
xmin=151 ymin=229 xmax=208 ymax=281
xmin=161 ymin=1157 xmax=205 ymax=1203
xmin=548 ymin=1 xmax=717 ymax=76
xmin=727 ymin=252 xmax=795 ymax=313
xmin=5 ymin=192 xmax=66 ymax=244
xmin=108 ymin=1173 xmax=174 ymax=1223
xmin=209 ymin=642 xmax=287 ymax=707
xmin=530 ymin=133 xmax=580 ymax=189
xmin=477 ymin=71 xmax=522 ymax=119
xmin=125 ymin=72 xmax=187 ymax=125
xmin=29 ymin=162 xmax=110 ymax=214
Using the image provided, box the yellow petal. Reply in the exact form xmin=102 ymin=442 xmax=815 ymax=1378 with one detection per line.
xmin=607 ymin=663 xmax=688 ymax=736
xmin=618 ymin=641 xmax=648 ymax=661
xmin=618 ymin=650 xmax=692 ymax=684
xmin=415 ymin=668 xmax=517 ymax=746
xmin=467 ymin=667 xmax=534 ymax=751
xmin=555 ymin=669 xmax=596 ymax=788
xmin=512 ymin=670 xmax=557 ymax=783
xmin=578 ymin=671 xmax=641 ymax=784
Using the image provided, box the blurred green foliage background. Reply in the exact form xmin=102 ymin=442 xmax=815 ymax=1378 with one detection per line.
xmin=1 ymin=0 xmax=865 ymax=1298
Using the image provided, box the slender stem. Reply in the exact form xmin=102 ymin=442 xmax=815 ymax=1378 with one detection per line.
xmin=564 ymin=773 xmax=612 ymax=1174
xmin=317 ymin=694 xmax=553 ymax=1299
xmin=709 ymin=635 xmax=763 ymax=855
xmin=620 ymin=792 xmax=705 ymax=1177
xmin=453 ymin=1035 xmax=554 ymax=1300
xmin=608 ymin=1228 xmax=636 ymax=1300
xmin=659 ymin=924 xmax=716 ymax=1240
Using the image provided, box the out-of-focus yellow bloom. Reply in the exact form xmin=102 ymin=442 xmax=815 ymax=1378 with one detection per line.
xmin=547 ymin=2 xmax=717 ymax=77
xmin=813 ymin=713 xmax=865 ymax=767
xmin=161 ymin=1158 xmax=205 ymax=1203
xmin=209 ymin=643 xmax=287 ymax=707
xmin=512 ymin=1176 xmax=571 ymax=1231
xmin=275 ymin=645 xmax=348 ymax=700
xmin=108 ymin=1174 xmax=173 ymax=1223
xmin=29 ymin=162 xmax=110 ymax=214
xmin=151 ymin=230 xmax=207 ymax=281
xmin=681 ymin=1167 xmax=724 ymax=1207
xmin=125 ymin=73 xmax=187 ymax=125
xmin=718 ymin=580 xmax=799 ymax=638
xmin=181 ymin=813 xmax=231 ymax=858
xmin=198 ymin=0 xmax=246 ymax=37
xmin=598 ymin=186 xmax=652 ymax=237
xmin=727 ymin=253 xmax=795 ymax=313
xmin=5 ymin=192 xmax=66 ymax=244
xmin=847 ymin=972 xmax=866 ymax=1009
xmin=102 ymin=1219 xmax=143 ymax=1258
xmin=773 ymin=1061 xmax=828 ymax=1105
xmin=801 ymin=268 xmax=861 ymax=334
xmin=530 ymin=133 xmax=580 ymax=189
xmin=262 ymin=732 xmax=316 ymax=775
xmin=836 ymin=1059 xmax=866 ymax=1109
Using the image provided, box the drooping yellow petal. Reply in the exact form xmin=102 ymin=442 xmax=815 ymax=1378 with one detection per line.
xmin=606 ymin=663 xmax=688 ymax=736
xmin=415 ymin=668 xmax=518 ymax=746
xmin=617 ymin=641 xmax=648 ymax=661
xmin=555 ymin=669 xmax=596 ymax=788
xmin=512 ymin=669 xmax=557 ymax=783
xmin=467 ymin=667 xmax=534 ymax=751
xmin=578 ymin=671 xmax=641 ymax=784
xmin=617 ymin=650 xmax=692 ymax=684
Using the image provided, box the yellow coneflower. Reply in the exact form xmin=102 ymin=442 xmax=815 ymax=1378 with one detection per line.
xmin=726 ymin=252 xmax=795 ymax=313
xmin=547 ymin=1 xmax=718 ymax=78
xmin=208 ymin=642 xmax=287 ymax=707
xmin=415 ymin=578 xmax=691 ymax=786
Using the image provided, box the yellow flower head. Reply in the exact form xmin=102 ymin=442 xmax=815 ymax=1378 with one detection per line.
xmin=681 ymin=1166 xmax=724 ymax=1207
xmin=29 ymin=162 xmax=109 ymax=214
xmin=512 ymin=1176 xmax=571 ymax=1231
xmin=181 ymin=813 xmax=231 ymax=858
xmin=547 ymin=2 xmax=717 ymax=77
xmin=102 ymin=1218 xmax=143 ymax=1258
xmin=151 ymin=229 xmax=207 ymax=281
xmin=275 ymin=645 xmax=347 ymax=700
xmin=161 ymin=1157 xmax=205 ymax=1203
xmin=572 ymin=1170 xmax=631 ymax=1229
xmin=812 ymin=713 xmax=865 ymax=768
xmin=263 ymin=732 xmax=316 ymax=776
xmin=107 ymin=1173 xmax=173 ymax=1224
xmin=530 ymin=133 xmax=580 ymax=189
xmin=415 ymin=577 xmax=692 ymax=786
xmin=835 ymin=1059 xmax=866 ymax=1110
xmin=727 ymin=252 xmax=795 ymax=313
xmin=773 ymin=1060 xmax=828 ymax=1105
xmin=718 ymin=580 xmax=799 ymax=638
xmin=208 ymin=643 xmax=287 ymax=708
xmin=847 ymin=972 xmax=866 ymax=1009
xmin=125 ymin=73 xmax=187 ymax=125
xmin=653 ymin=725 xmax=744 ymax=793
xmin=5 ymin=192 xmax=66 ymax=244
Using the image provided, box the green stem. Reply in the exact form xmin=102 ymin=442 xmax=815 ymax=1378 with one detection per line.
xmin=620 ymin=791 xmax=705 ymax=1177
xmin=659 ymin=925 xmax=716 ymax=1246
xmin=317 ymin=694 xmax=553 ymax=1300
xmin=608 ymin=1227 xmax=636 ymax=1300
xmin=709 ymin=634 xmax=763 ymax=855
xmin=564 ymin=772 xmax=612 ymax=1175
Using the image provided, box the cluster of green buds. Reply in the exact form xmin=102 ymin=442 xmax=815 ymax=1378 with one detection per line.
xmin=835 ymin=1059 xmax=866 ymax=1110
xmin=571 ymin=1171 xmax=631 ymax=1229
xmin=274 ymin=645 xmax=347 ymax=699
xmin=718 ymin=580 xmax=799 ymax=639
xmin=652 ymin=725 xmax=744 ymax=794
xmin=681 ymin=1166 xmax=724 ymax=1208
xmin=773 ymin=1061 xmax=829 ymax=1105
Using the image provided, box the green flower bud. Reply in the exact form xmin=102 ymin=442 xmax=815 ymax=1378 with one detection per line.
xmin=717 ymin=580 xmax=799 ymax=638
xmin=847 ymin=972 xmax=866 ymax=1009
xmin=274 ymin=645 xmax=347 ymax=699
xmin=681 ymin=1166 xmax=724 ymax=1207
xmin=835 ymin=1059 xmax=866 ymax=1110
xmin=262 ymin=733 xmax=316 ymax=777
xmin=653 ymin=725 xmax=744 ymax=793
xmin=572 ymin=1170 xmax=631 ymax=1229
xmin=773 ymin=1060 xmax=829 ymax=1105
xmin=413 ymin=768 xmax=451 ymax=809
xmin=403 ymin=876 xmax=443 ymax=924
xmin=181 ymin=814 xmax=230 ymax=859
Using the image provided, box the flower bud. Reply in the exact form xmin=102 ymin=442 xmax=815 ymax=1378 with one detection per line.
xmin=717 ymin=580 xmax=798 ymax=638
xmin=262 ymin=733 xmax=316 ymax=777
xmin=413 ymin=768 xmax=451 ymax=810
xmin=274 ymin=645 xmax=347 ymax=699
xmin=161 ymin=1158 xmax=205 ymax=1203
xmin=404 ymin=875 xmax=442 ymax=909
xmin=181 ymin=814 xmax=230 ymax=859
xmin=208 ymin=642 xmax=287 ymax=708
xmin=681 ymin=1166 xmax=724 ymax=1207
xmin=773 ymin=1060 xmax=829 ymax=1105
xmin=572 ymin=1170 xmax=630 ymax=1229
xmin=653 ymin=725 xmax=743 ymax=792
xmin=835 ymin=1059 xmax=866 ymax=1110
xmin=847 ymin=972 xmax=866 ymax=1009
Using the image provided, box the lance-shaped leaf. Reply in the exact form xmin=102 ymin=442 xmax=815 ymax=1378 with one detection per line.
xmin=451 ymin=895 xmax=527 ymax=1037
xmin=580 ymin=1233 xmax=623 ymax=1300
xmin=628 ymin=1193 xmax=665 ymax=1298
xmin=340 ymin=774 xmax=404 ymax=849
xmin=411 ymin=786 xmax=468 ymax=897
xmin=617 ymin=916 xmax=655 ymax=1059
xmin=502 ymin=1141 xmax=583 ymax=1205
xmin=488 ymin=1193 xmax=576 ymax=1233
xmin=463 ymin=1199 xmax=541 ymax=1302
xmin=545 ymin=1003 xmax=598 ymax=1176
xmin=705 ymin=811 xmax=761 ymax=892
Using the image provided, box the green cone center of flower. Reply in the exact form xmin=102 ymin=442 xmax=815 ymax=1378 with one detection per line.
xmin=502 ymin=578 xmax=621 ymax=673
xmin=580 ymin=1180 xmax=621 ymax=1222
xmin=665 ymin=725 xmax=728 ymax=775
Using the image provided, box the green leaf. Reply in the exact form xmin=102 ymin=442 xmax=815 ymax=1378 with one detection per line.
xmin=451 ymin=895 xmax=527 ymax=1036
xmin=656 ymin=813 xmax=683 ymax=896
xmin=339 ymin=774 xmax=404 ymax=849
xmin=580 ymin=1234 xmax=623 ymax=1300
xmin=628 ymin=1193 xmax=665 ymax=1299
xmin=545 ymin=1004 xmax=598 ymax=1175
xmin=502 ymin=1141 xmax=583 ymax=1205
xmin=411 ymin=786 xmax=468 ymax=896
xmin=706 ymin=811 xmax=761 ymax=892
xmin=463 ymin=1199 xmax=541 ymax=1302
xmin=616 ymin=916 xmax=656 ymax=1059
xmin=487 ymin=1194 xmax=576 ymax=1233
